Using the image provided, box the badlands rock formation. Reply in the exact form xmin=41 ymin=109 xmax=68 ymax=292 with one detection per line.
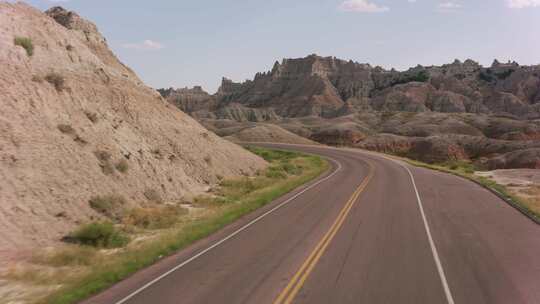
xmin=0 ymin=3 xmax=265 ymax=248
xmin=161 ymin=55 xmax=540 ymax=168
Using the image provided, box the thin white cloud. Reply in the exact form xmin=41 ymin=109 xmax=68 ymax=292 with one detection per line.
xmin=121 ymin=40 xmax=164 ymax=50
xmin=507 ymin=0 xmax=540 ymax=8
xmin=437 ymin=1 xmax=462 ymax=12
xmin=338 ymin=0 xmax=389 ymax=13
xmin=408 ymin=0 xmax=417 ymax=2
xmin=440 ymin=2 xmax=462 ymax=9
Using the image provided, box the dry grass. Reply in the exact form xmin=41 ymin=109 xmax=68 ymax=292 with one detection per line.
xmin=514 ymin=185 xmax=540 ymax=216
xmin=123 ymin=206 xmax=187 ymax=230
xmin=14 ymin=36 xmax=33 ymax=56
xmin=88 ymin=195 xmax=127 ymax=220
xmin=32 ymin=246 xmax=99 ymax=267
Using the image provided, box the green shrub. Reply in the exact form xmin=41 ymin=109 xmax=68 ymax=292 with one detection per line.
xmin=45 ymin=72 xmax=65 ymax=92
xmin=14 ymin=36 xmax=33 ymax=57
xmin=115 ymin=159 xmax=129 ymax=173
xmin=70 ymin=222 xmax=129 ymax=248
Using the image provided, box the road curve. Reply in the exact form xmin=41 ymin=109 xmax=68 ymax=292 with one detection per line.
xmin=83 ymin=144 xmax=540 ymax=304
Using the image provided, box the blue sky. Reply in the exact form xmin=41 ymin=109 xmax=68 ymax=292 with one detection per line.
xmin=21 ymin=0 xmax=540 ymax=92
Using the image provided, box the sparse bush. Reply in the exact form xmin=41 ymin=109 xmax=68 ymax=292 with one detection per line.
xmin=45 ymin=72 xmax=65 ymax=92
xmin=85 ymin=111 xmax=98 ymax=123
xmin=66 ymin=44 xmax=74 ymax=51
xmin=69 ymin=221 xmax=129 ymax=248
xmin=89 ymin=195 xmax=127 ymax=219
xmin=123 ymin=206 xmax=187 ymax=229
xmin=204 ymin=156 xmax=212 ymax=164
xmin=14 ymin=36 xmax=34 ymax=57
xmin=115 ymin=159 xmax=129 ymax=173
xmin=57 ymin=124 xmax=75 ymax=134
xmin=143 ymin=189 xmax=163 ymax=203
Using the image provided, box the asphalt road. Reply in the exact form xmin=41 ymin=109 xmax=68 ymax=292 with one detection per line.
xmin=83 ymin=144 xmax=540 ymax=304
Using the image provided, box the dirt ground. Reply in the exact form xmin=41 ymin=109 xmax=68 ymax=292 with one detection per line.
xmin=476 ymin=169 xmax=540 ymax=216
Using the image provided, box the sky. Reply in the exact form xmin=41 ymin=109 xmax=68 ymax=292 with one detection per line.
xmin=18 ymin=0 xmax=540 ymax=93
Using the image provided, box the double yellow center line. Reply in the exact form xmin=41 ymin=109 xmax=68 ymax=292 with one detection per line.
xmin=273 ymin=162 xmax=375 ymax=304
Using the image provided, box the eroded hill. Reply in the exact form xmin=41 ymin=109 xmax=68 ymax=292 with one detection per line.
xmin=0 ymin=3 xmax=266 ymax=249
xmin=160 ymin=55 xmax=540 ymax=169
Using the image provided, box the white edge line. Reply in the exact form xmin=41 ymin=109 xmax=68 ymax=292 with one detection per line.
xmin=403 ymin=165 xmax=456 ymax=304
xmin=114 ymin=157 xmax=342 ymax=304
xmin=370 ymin=152 xmax=456 ymax=304
xmin=252 ymin=143 xmax=456 ymax=304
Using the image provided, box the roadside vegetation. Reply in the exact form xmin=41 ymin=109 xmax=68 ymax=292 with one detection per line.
xmin=401 ymin=158 xmax=540 ymax=222
xmin=4 ymin=147 xmax=327 ymax=304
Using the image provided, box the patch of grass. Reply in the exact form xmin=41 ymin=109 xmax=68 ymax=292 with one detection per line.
xmin=42 ymin=147 xmax=328 ymax=304
xmin=123 ymin=206 xmax=187 ymax=230
xmin=247 ymin=146 xmax=297 ymax=162
xmin=88 ymin=195 xmax=127 ymax=220
xmin=115 ymin=159 xmax=129 ymax=173
xmin=45 ymin=72 xmax=65 ymax=92
xmin=69 ymin=222 xmax=129 ymax=248
xmin=14 ymin=36 xmax=34 ymax=57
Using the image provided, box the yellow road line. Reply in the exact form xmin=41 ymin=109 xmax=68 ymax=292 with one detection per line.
xmin=273 ymin=162 xmax=375 ymax=304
